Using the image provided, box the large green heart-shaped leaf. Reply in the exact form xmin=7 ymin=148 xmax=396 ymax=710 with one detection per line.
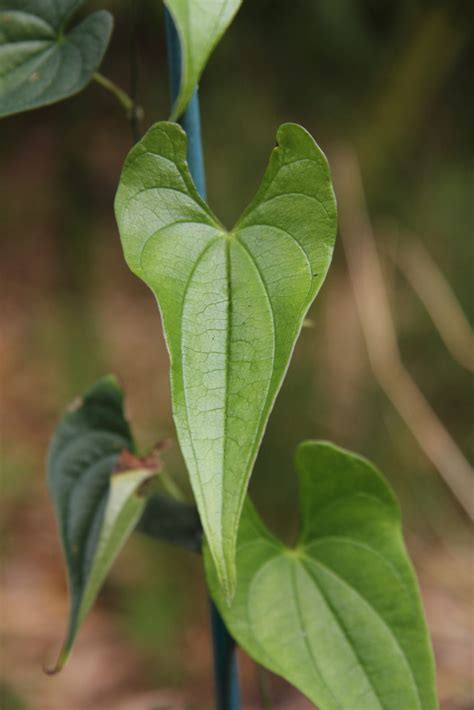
xmin=47 ymin=376 xmax=159 ymax=672
xmin=0 ymin=0 xmax=112 ymax=118
xmin=205 ymin=441 xmax=438 ymax=709
xmin=164 ymin=0 xmax=242 ymax=120
xmin=115 ymin=121 xmax=337 ymax=599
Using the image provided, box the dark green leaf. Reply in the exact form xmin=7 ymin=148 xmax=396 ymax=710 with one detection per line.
xmin=205 ymin=441 xmax=438 ymax=709
xmin=46 ymin=376 xmax=158 ymax=672
xmin=0 ymin=0 xmax=112 ymax=118
xmin=115 ymin=121 xmax=337 ymax=599
xmin=137 ymin=491 xmax=202 ymax=552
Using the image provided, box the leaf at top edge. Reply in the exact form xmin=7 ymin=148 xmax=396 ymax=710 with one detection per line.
xmin=0 ymin=0 xmax=113 ymax=118
xmin=114 ymin=121 xmax=337 ymax=600
xmin=46 ymin=376 xmax=160 ymax=672
xmin=164 ymin=0 xmax=242 ymax=120
xmin=205 ymin=441 xmax=438 ymax=710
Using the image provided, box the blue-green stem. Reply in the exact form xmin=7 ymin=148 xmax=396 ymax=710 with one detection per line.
xmin=164 ymin=9 xmax=241 ymax=710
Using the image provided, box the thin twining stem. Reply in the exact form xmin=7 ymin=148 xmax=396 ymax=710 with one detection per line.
xmin=93 ymin=71 xmax=134 ymax=111
xmin=93 ymin=72 xmax=143 ymax=141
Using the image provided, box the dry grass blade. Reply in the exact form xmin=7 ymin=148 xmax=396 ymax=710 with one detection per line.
xmin=387 ymin=235 xmax=474 ymax=372
xmin=333 ymin=146 xmax=474 ymax=520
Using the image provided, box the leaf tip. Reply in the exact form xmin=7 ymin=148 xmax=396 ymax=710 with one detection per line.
xmin=100 ymin=373 xmax=121 ymax=390
xmin=43 ymin=646 xmax=71 ymax=676
xmin=214 ymin=553 xmax=237 ymax=606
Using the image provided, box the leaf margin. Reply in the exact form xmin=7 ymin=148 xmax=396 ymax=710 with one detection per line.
xmin=114 ymin=120 xmax=337 ymax=600
xmin=0 ymin=0 xmax=113 ymax=118
xmin=164 ymin=0 xmax=243 ymax=120
xmin=204 ymin=440 xmax=438 ymax=709
xmin=45 ymin=375 xmax=159 ymax=672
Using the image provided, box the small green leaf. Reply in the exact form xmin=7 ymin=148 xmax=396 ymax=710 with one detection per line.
xmin=205 ymin=441 xmax=438 ymax=709
xmin=164 ymin=0 xmax=242 ymax=119
xmin=115 ymin=121 xmax=337 ymax=599
xmin=46 ymin=376 xmax=159 ymax=672
xmin=0 ymin=0 xmax=112 ymax=118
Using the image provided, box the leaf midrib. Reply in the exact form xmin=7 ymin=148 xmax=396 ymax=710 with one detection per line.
xmin=237 ymin=526 xmax=422 ymax=709
xmin=244 ymin=545 xmax=421 ymax=709
xmin=224 ymin=234 xmax=275 ymax=532
xmin=300 ymin=553 xmax=423 ymax=710
xmin=179 ymin=235 xmax=224 ymax=545
xmin=289 ymin=559 xmax=339 ymax=707
xmin=130 ymin=173 xmax=318 ymax=560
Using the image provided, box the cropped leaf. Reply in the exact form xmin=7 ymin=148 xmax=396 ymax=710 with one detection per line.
xmin=46 ymin=376 xmax=159 ymax=672
xmin=0 ymin=0 xmax=112 ymax=118
xmin=205 ymin=441 xmax=438 ymax=710
xmin=164 ymin=0 xmax=242 ymax=120
xmin=115 ymin=121 xmax=337 ymax=599
xmin=137 ymin=491 xmax=202 ymax=552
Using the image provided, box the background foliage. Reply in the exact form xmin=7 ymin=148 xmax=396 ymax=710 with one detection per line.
xmin=0 ymin=0 xmax=472 ymax=707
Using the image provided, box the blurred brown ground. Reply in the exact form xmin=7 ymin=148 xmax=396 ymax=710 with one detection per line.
xmin=1 ymin=1 xmax=473 ymax=708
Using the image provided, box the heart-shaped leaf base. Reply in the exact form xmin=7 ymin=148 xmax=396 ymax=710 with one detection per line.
xmin=205 ymin=441 xmax=437 ymax=709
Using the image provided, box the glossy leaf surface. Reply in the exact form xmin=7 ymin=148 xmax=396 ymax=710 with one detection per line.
xmin=47 ymin=376 xmax=158 ymax=671
xmin=164 ymin=0 xmax=242 ymax=119
xmin=115 ymin=121 xmax=337 ymax=598
xmin=205 ymin=441 xmax=438 ymax=709
xmin=0 ymin=0 xmax=112 ymax=118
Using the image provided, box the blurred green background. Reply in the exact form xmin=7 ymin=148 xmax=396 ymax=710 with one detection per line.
xmin=1 ymin=1 xmax=472 ymax=708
